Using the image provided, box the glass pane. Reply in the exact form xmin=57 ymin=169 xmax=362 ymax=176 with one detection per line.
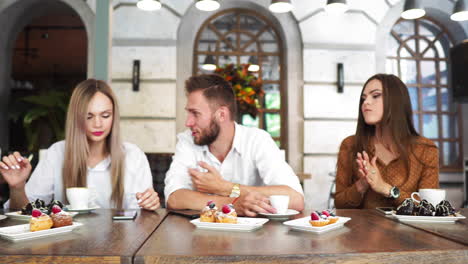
xmin=217 ymin=54 xmax=234 ymax=67
xmin=413 ymin=114 xmax=420 ymax=133
xmin=259 ymin=30 xmax=278 ymax=52
xmin=440 ymin=61 xmax=447 ymax=84
xmin=441 ymin=87 xmax=449 ymax=111
xmin=399 ymin=46 xmax=413 ymax=58
xmin=422 ymin=88 xmax=437 ymax=111
xmin=274 ymin=140 xmax=280 ymax=147
xmin=407 ymin=39 xmax=416 ymax=54
xmin=242 ymin=114 xmax=258 ymax=127
xmin=442 ymin=115 xmax=458 ymax=139
xmin=423 ymin=47 xmax=435 ymax=58
xmin=393 ymin=20 xmax=414 ymax=38
xmin=420 ymin=61 xmax=436 ymax=84
xmin=261 ymin=56 xmax=280 ymax=81
xmin=213 ymin=13 xmax=236 ymax=35
xmin=265 ymin=113 xmax=280 ymax=137
xmin=419 ymin=39 xmax=429 ymax=55
xmin=408 ymin=87 xmax=419 ymax=111
xmin=419 ymin=20 xmax=438 ymax=42
xmin=400 ymin=59 xmax=417 ymax=84
xmin=422 ymin=114 xmax=438 ymax=138
xmin=443 ymin=142 xmax=459 ymax=166
xmin=264 ymin=83 xmax=280 ymax=109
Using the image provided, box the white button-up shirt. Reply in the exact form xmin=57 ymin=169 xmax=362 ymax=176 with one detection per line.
xmin=4 ymin=141 xmax=153 ymax=209
xmin=164 ymin=123 xmax=304 ymax=202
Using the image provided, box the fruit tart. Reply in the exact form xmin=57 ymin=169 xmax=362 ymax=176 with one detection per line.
xmin=215 ymin=204 xmax=237 ymax=224
xmin=50 ymin=205 xmax=73 ymax=228
xmin=322 ymin=210 xmax=339 ymax=224
xmin=200 ymin=200 xmax=217 ymax=222
xmin=29 ymin=209 xmax=53 ymax=232
xmin=309 ymin=211 xmax=329 ymax=227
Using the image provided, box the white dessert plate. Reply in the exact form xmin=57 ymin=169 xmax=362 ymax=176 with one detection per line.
xmin=258 ymin=209 xmax=300 ymax=219
xmin=0 ymin=215 xmax=7 ymax=221
xmin=190 ymin=217 xmax=269 ymax=232
xmin=0 ymin=222 xmax=83 ymax=242
xmin=5 ymin=211 xmax=79 ymax=221
xmin=391 ymin=212 xmax=466 ymax=223
xmin=283 ymin=216 xmax=351 ymax=234
xmin=64 ymin=205 xmax=100 ymax=213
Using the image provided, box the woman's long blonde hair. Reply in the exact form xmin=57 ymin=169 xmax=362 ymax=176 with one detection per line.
xmin=63 ymin=79 xmax=125 ymax=208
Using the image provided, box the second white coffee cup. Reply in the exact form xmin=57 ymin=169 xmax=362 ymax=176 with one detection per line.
xmin=269 ymin=195 xmax=289 ymax=214
xmin=411 ymin=188 xmax=446 ymax=206
xmin=66 ymin=187 xmax=89 ymax=209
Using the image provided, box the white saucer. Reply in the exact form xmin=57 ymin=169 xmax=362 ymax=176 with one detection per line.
xmin=64 ymin=205 xmax=100 ymax=213
xmin=258 ymin=209 xmax=300 ymax=219
xmin=0 ymin=215 xmax=6 ymax=221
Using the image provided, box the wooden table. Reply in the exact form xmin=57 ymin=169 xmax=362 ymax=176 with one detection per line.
xmin=134 ymin=209 xmax=468 ymax=264
xmin=385 ymin=208 xmax=468 ymax=246
xmin=0 ymin=209 xmax=167 ymax=264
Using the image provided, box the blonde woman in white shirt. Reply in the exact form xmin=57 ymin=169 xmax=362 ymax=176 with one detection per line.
xmin=1 ymin=79 xmax=160 ymax=210
xmin=165 ymin=74 xmax=304 ymax=216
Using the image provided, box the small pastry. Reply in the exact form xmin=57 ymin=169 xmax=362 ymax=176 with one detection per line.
xmin=435 ymin=200 xmax=456 ymax=216
xmin=215 ymin=204 xmax=237 ymax=224
xmin=415 ymin=200 xmax=434 ymax=216
xmin=30 ymin=209 xmax=53 ymax=232
xmin=50 ymin=205 xmax=73 ymax=228
xmin=322 ymin=210 xmax=339 ymax=224
xmin=200 ymin=201 xmax=217 ymax=222
xmin=396 ymin=198 xmax=414 ymax=215
xmin=309 ymin=211 xmax=329 ymax=227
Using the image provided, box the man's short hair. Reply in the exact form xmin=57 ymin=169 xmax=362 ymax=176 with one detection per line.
xmin=185 ymin=74 xmax=237 ymax=120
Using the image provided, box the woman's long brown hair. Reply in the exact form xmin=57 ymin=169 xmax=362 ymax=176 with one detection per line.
xmin=63 ymin=79 xmax=125 ymax=208
xmin=354 ymin=74 xmax=419 ymax=171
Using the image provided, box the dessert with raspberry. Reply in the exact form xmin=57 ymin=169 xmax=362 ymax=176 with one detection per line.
xmin=50 ymin=205 xmax=73 ymax=228
xmin=200 ymin=200 xmax=218 ymax=222
xmin=309 ymin=211 xmax=329 ymax=227
xmin=29 ymin=209 xmax=53 ymax=232
xmin=215 ymin=204 xmax=237 ymax=224
xmin=322 ymin=210 xmax=339 ymax=224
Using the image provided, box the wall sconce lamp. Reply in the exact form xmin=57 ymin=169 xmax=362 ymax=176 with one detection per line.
xmin=248 ymin=54 xmax=259 ymax=72
xmin=136 ymin=0 xmax=161 ymax=11
xmin=196 ymin=0 xmax=220 ymax=12
xmin=325 ymin=0 xmax=348 ymax=15
xmin=451 ymin=0 xmax=468 ymax=21
xmin=132 ymin=60 xmax=140 ymax=92
xmin=337 ymin=63 xmax=344 ymax=93
xmin=269 ymin=0 xmax=294 ymax=13
xmin=401 ymin=0 xmax=425 ymax=20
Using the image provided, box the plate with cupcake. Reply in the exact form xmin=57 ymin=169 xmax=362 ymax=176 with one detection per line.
xmin=0 ymin=207 xmax=82 ymax=242
xmin=190 ymin=201 xmax=269 ymax=232
xmin=283 ymin=210 xmax=351 ymax=234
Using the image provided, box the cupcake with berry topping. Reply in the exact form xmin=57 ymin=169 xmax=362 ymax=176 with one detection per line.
xmin=309 ymin=211 xmax=329 ymax=227
xmin=215 ymin=204 xmax=237 ymax=224
xmin=29 ymin=208 xmax=53 ymax=232
xmin=50 ymin=205 xmax=73 ymax=228
xmin=322 ymin=210 xmax=339 ymax=224
xmin=200 ymin=200 xmax=218 ymax=222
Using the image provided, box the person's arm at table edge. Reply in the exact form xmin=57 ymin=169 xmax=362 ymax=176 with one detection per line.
xmin=238 ymin=185 xmax=304 ymax=212
xmin=166 ymin=189 xmax=235 ymax=210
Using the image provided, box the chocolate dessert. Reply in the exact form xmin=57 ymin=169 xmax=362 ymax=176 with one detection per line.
xmin=396 ymin=198 xmax=414 ymax=215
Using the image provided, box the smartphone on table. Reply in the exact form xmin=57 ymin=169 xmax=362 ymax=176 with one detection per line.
xmin=169 ymin=209 xmax=200 ymax=219
xmin=376 ymin=207 xmax=394 ymax=215
xmin=112 ymin=210 xmax=138 ymax=220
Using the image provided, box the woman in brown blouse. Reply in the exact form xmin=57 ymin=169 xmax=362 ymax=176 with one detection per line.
xmin=335 ymin=74 xmax=439 ymax=209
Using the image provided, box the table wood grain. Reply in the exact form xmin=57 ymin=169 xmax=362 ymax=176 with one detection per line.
xmin=381 ymin=208 xmax=468 ymax=246
xmin=134 ymin=209 xmax=468 ymax=264
xmin=0 ymin=209 xmax=168 ymax=264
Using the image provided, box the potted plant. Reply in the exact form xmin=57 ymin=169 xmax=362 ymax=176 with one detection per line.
xmin=214 ymin=63 xmax=264 ymax=122
xmin=9 ymin=90 xmax=70 ymax=152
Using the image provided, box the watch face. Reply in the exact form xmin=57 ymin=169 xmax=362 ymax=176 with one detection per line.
xmin=392 ymin=187 xmax=400 ymax=198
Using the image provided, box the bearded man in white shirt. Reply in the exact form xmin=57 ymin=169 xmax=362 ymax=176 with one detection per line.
xmin=165 ymin=74 xmax=304 ymax=216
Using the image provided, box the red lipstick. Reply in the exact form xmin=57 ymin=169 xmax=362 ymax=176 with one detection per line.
xmin=92 ymin=131 xmax=104 ymax=136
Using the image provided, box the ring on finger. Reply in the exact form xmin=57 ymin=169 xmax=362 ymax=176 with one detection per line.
xmin=371 ymin=170 xmax=376 ymax=174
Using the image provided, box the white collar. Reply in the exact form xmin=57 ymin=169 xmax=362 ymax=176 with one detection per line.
xmin=88 ymin=156 xmax=111 ymax=172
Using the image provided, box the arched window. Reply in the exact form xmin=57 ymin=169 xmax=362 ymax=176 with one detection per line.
xmin=386 ymin=18 xmax=463 ymax=171
xmin=194 ymin=9 xmax=285 ymax=147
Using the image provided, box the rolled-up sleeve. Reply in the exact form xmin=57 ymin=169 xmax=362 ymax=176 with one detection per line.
xmin=164 ymin=133 xmax=197 ymax=204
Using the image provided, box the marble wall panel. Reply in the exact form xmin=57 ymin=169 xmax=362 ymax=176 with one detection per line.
xmin=303 ymin=156 xmax=338 ymax=210
xmin=121 ymin=120 xmax=176 ymax=153
xmin=304 ymin=120 xmax=356 ymax=154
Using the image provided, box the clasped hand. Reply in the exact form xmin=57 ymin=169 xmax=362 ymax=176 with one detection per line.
xmin=189 ymin=161 xmax=229 ymax=195
xmin=356 ymin=151 xmax=391 ymax=196
xmin=0 ymin=152 xmax=31 ymax=189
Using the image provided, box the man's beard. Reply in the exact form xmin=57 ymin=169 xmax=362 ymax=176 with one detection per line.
xmin=194 ymin=117 xmax=220 ymax=146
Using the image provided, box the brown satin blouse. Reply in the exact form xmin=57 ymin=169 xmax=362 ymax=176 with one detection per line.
xmin=335 ymin=135 xmax=439 ymax=209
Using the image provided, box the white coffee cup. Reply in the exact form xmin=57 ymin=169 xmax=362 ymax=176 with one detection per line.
xmin=411 ymin=189 xmax=446 ymax=206
xmin=66 ymin=187 xmax=90 ymax=209
xmin=269 ymin=195 xmax=289 ymax=214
